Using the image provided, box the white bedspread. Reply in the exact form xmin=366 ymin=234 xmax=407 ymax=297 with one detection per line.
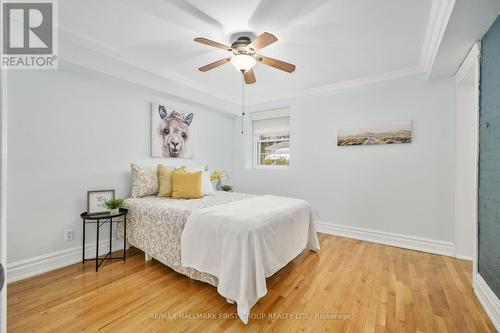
xmin=180 ymin=195 xmax=320 ymax=324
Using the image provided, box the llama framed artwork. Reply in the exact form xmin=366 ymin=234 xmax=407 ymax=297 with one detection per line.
xmin=151 ymin=103 xmax=194 ymax=158
xmin=337 ymin=121 xmax=412 ymax=146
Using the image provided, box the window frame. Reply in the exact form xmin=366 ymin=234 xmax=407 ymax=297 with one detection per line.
xmin=251 ymin=109 xmax=290 ymax=170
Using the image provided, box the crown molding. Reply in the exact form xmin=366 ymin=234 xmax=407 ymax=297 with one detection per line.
xmin=247 ymin=67 xmax=424 ymax=107
xmin=56 ymin=0 xmax=454 ymax=107
xmin=420 ymin=0 xmax=456 ymax=76
xmin=60 ymin=60 xmax=238 ymax=119
xmin=59 ymin=26 xmax=241 ymax=107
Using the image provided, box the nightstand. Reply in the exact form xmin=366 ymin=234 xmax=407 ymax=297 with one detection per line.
xmin=80 ymin=208 xmax=128 ymax=271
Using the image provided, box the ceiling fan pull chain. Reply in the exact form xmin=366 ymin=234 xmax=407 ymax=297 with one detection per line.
xmin=241 ymin=74 xmax=245 ymax=134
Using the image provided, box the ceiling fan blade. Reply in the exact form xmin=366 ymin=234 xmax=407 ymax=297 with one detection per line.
xmin=198 ymin=58 xmax=230 ymax=72
xmin=248 ymin=32 xmax=277 ymax=51
xmin=257 ymin=55 xmax=296 ymax=73
xmin=244 ymin=69 xmax=256 ymax=84
xmin=194 ymin=37 xmax=232 ymax=52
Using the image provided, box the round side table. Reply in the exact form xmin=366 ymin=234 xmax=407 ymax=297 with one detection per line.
xmin=80 ymin=208 xmax=128 ymax=272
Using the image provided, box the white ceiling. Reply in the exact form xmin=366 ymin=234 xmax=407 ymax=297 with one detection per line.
xmin=60 ymin=0 xmax=437 ymax=105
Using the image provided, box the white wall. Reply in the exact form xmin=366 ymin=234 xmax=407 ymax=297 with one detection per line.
xmin=454 ymin=82 xmax=476 ymax=259
xmin=7 ymin=67 xmax=234 ymax=263
xmin=6 ymin=68 xmax=459 ymax=272
xmin=453 ymin=43 xmax=481 ymax=266
xmin=233 ymin=75 xmax=456 ymax=244
xmin=0 ymin=68 xmax=7 ymax=333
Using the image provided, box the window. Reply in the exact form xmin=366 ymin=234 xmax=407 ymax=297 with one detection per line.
xmin=252 ymin=109 xmax=290 ymax=168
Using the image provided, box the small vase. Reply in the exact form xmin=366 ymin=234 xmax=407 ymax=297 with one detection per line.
xmin=216 ymin=180 xmax=222 ymax=191
xmin=110 ymin=208 xmax=120 ymax=215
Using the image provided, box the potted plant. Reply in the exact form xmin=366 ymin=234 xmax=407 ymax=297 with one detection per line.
xmin=105 ymin=198 xmax=124 ymax=215
xmin=221 ymin=185 xmax=233 ymax=192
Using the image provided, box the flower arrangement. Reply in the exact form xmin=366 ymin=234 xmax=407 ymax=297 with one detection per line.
xmin=210 ymin=170 xmax=231 ymax=191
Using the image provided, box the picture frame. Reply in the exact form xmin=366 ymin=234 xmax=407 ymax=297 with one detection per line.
xmin=87 ymin=190 xmax=115 ymax=215
xmin=337 ymin=121 xmax=412 ymax=146
xmin=150 ymin=103 xmax=195 ymax=159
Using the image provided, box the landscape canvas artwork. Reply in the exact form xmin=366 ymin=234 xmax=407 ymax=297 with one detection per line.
xmin=337 ymin=121 xmax=412 ymax=146
xmin=151 ymin=103 xmax=194 ymax=158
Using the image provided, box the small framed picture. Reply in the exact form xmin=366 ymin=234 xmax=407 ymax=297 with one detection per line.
xmin=87 ymin=190 xmax=115 ymax=215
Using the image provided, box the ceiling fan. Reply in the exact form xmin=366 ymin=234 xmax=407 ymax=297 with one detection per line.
xmin=194 ymin=32 xmax=296 ymax=84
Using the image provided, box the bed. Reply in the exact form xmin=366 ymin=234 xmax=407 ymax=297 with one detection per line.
xmin=117 ymin=191 xmax=319 ymax=323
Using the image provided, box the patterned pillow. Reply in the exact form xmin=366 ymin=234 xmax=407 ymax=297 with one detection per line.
xmin=131 ymin=164 xmax=159 ymax=198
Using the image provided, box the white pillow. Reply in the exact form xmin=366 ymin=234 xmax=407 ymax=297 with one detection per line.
xmin=187 ymin=166 xmax=215 ymax=195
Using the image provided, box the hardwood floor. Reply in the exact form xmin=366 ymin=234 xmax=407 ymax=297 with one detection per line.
xmin=8 ymin=234 xmax=496 ymax=332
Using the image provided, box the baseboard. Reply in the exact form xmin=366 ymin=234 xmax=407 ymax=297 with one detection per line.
xmin=474 ymin=274 xmax=500 ymax=331
xmin=315 ymin=221 xmax=456 ymax=257
xmin=7 ymin=240 xmax=124 ymax=283
xmin=6 ymin=222 xmax=462 ymax=283
xmin=455 ymin=254 xmax=474 ymax=261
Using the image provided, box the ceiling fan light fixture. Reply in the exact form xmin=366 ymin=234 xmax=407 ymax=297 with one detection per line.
xmin=195 ymin=32 xmax=295 ymax=84
xmin=230 ymin=54 xmax=256 ymax=72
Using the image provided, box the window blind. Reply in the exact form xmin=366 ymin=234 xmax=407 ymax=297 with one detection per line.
xmin=253 ymin=116 xmax=289 ymax=135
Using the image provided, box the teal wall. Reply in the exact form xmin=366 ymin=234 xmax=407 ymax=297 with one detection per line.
xmin=479 ymin=15 xmax=500 ymax=298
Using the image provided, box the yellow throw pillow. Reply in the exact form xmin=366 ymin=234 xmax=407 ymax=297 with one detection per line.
xmin=158 ymin=165 xmax=186 ymax=197
xmin=172 ymin=171 xmax=203 ymax=199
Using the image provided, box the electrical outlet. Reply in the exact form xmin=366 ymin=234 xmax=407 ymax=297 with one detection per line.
xmin=64 ymin=228 xmax=74 ymax=241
